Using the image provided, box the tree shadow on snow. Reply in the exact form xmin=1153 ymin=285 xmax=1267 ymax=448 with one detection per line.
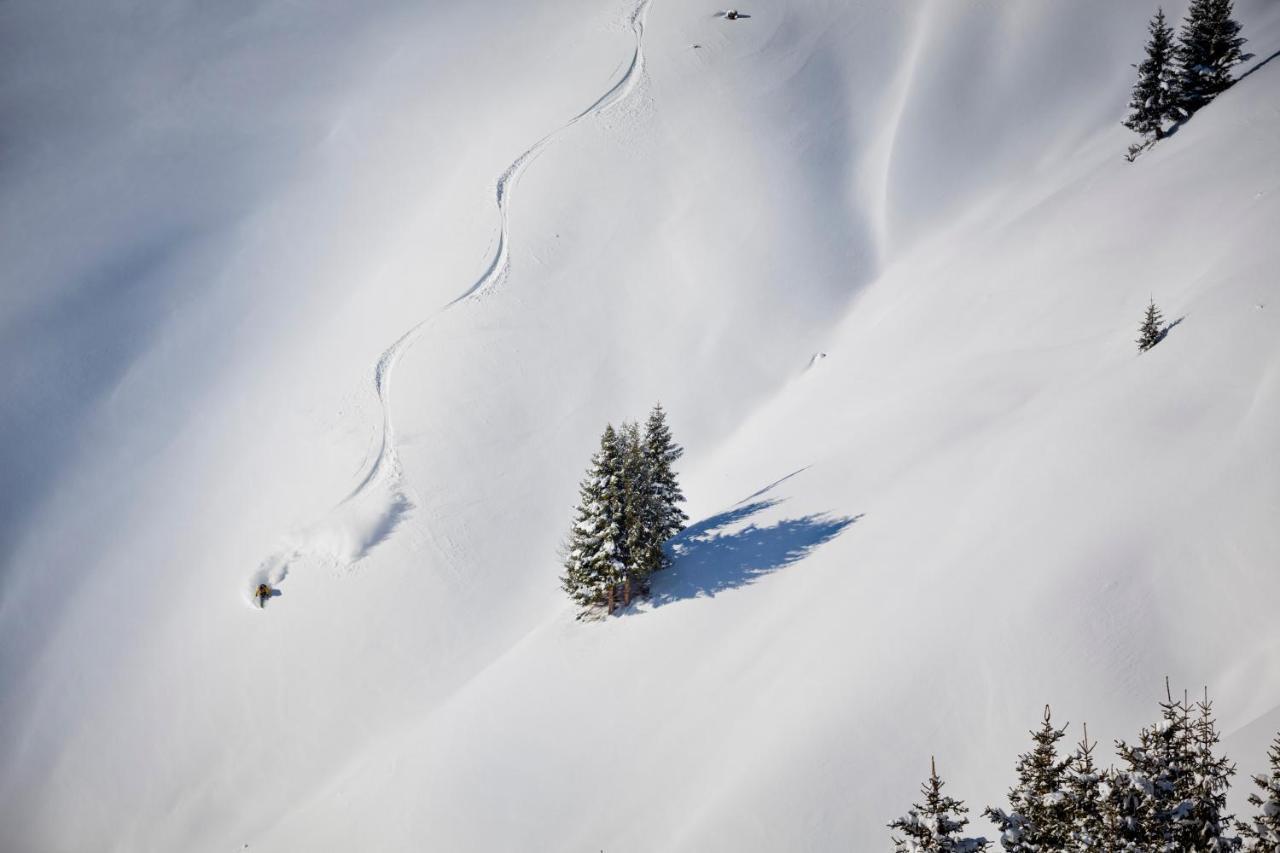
xmin=736 ymin=466 xmax=810 ymax=505
xmin=1236 ymin=48 xmax=1280 ymax=84
xmin=1156 ymin=52 xmax=1275 ymax=143
xmin=648 ymin=499 xmax=860 ymax=608
xmin=1157 ymin=315 xmax=1186 ymax=346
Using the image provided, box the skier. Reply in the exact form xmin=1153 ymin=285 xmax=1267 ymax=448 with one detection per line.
xmin=255 ymin=583 xmax=273 ymax=608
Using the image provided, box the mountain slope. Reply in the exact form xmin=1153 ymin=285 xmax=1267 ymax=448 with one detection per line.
xmin=1 ymin=0 xmax=1278 ymax=850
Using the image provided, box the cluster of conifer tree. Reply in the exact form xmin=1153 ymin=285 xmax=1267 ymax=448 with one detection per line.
xmin=889 ymin=683 xmax=1280 ymax=851
xmin=561 ymin=404 xmax=687 ymax=617
xmin=1125 ymin=1 xmax=1248 ymax=153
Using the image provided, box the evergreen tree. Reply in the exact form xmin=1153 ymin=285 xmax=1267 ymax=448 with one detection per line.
xmin=560 ymin=424 xmax=629 ymax=616
xmin=594 ymin=423 xmax=633 ymax=613
xmin=1178 ymin=0 xmax=1247 ymax=113
xmin=1065 ymin=723 xmax=1109 ymax=851
xmin=1106 ymin=727 xmax=1157 ymax=851
xmin=984 ymin=705 xmax=1073 ymax=851
xmin=1152 ymin=687 xmax=1199 ymax=850
xmin=1108 ymin=684 xmax=1195 ymax=849
xmin=1125 ymin=8 xmax=1182 ymax=142
xmin=889 ymin=757 xmax=990 ymax=853
xmin=1237 ymin=733 xmax=1280 ymax=850
xmin=1180 ymin=688 xmax=1241 ymax=851
xmin=617 ymin=420 xmax=649 ymax=606
xmin=1137 ymin=298 xmax=1165 ymax=351
xmin=562 ymin=406 xmax=687 ymax=615
xmin=561 ymin=446 xmax=606 ymax=613
xmin=641 ymin=403 xmax=688 ymax=566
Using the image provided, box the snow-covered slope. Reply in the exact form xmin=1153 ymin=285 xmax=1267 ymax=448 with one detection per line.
xmin=1 ymin=0 xmax=1278 ymax=850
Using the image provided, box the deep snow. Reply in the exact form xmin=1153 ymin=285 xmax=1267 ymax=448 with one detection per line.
xmin=1 ymin=0 xmax=1279 ymax=850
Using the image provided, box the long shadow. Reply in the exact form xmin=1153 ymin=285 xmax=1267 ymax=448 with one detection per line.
xmin=1160 ymin=50 xmax=1279 ymax=143
xmin=649 ymin=500 xmax=860 ymax=607
xmin=1236 ymin=48 xmax=1280 ymax=84
xmin=736 ymin=467 xmax=810 ymax=505
xmin=1156 ymin=315 xmax=1186 ymax=347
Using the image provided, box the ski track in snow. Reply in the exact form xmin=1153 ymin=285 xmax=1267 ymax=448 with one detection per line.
xmin=251 ymin=0 xmax=653 ymax=599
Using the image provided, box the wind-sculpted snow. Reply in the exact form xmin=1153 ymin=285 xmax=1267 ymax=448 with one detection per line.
xmin=251 ymin=0 xmax=654 ymax=594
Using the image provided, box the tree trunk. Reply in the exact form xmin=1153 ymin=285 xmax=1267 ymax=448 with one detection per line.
xmin=623 ymin=575 xmax=632 ymax=607
xmin=606 ymin=585 xmax=615 ymax=615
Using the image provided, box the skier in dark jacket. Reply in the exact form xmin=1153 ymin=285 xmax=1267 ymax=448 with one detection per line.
xmin=255 ymin=583 xmax=273 ymax=608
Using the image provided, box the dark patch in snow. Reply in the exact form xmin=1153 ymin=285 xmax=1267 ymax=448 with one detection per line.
xmin=648 ymin=499 xmax=859 ymax=607
xmin=1236 ymin=47 xmax=1280 ymax=84
xmin=1157 ymin=315 xmax=1186 ymax=345
xmin=736 ymin=467 xmax=811 ymax=505
xmin=254 ymin=586 xmax=283 ymax=609
xmin=357 ymin=491 xmax=413 ymax=557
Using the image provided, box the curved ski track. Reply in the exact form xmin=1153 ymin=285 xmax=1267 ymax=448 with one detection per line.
xmin=252 ymin=0 xmax=654 ymax=596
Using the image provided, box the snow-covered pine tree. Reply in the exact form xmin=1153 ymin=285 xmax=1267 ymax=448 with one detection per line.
xmin=617 ymin=420 xmax=649 ymax=606
xmin=1108 ymin=683 xmax=1198 ymax=849
xmin=1237 ymin=733 xmax=1280 ymax=850
xmin=1137 ymin=298 xmax=1165 ymax=351
xmin=641 ymin=403 xmax=687 ymax=570
xmin=1064 ymin=723 xmax=1110 ymax=851
xmin=1125 ymin=8 xmax=1182 ymax=143
xmin=561 ymin=443 xmax=608 ymax=613
xmin=595 ymin=423 xmax=633 ymax=613
xmin=560 ymin=424 xmax=629 ymax=616
xmin=1178 ymin=0 xmax=1247 ymax=113
xmin=984 ymin=705 xmax=1073 ymax=851
xmin=1179 ymin=688 xmax=1242 ymax=851
xmin=1107 ymin=728 xmax=1159 ymax=851
xmin=889 ymin=757 xmax=990 ymax=853
xmin=1153 ymin=686 xmax=1199 ymax=850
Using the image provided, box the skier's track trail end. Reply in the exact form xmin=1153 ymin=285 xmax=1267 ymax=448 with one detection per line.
xmin=251 ymin=0 xmax=655 ymax=597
